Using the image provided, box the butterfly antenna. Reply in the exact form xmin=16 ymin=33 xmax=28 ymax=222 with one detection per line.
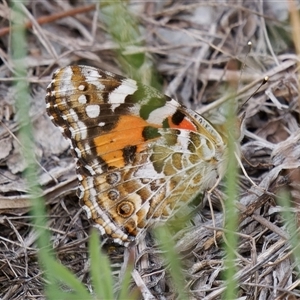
xmin=237 ymin=76 xmax=269 ymax=115
xmin=237 ymin=41 xmax=252 ymax=91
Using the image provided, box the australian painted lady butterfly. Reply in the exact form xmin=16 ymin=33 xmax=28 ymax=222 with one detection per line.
xmin=45 ymin=65 xmax=230 ymax=246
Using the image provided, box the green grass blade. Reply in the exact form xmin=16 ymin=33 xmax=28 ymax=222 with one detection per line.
xmin=89 ymin=229 xmax=114 ymax=299
xmin=11 ymin=0 xmax=56 ymax=291
xmin=100 ymin=0 xmax=145 ymax=75
xmin=99 ymin=0 xmax=161 ymax=89
xmin=155 ymin=226 xmax=189 ymax=300
xmin=222 ymin=98 xmax=239 ymax=299
xmin=11 ymin=3 xmax=94 ymax=299
xmin=46 ymin=258 xmax=92 ymax=300
xmin=277 ymin=191 xmax=300 ymax=272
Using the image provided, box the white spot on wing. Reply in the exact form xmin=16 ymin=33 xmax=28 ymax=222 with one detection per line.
xmin=94 ymin=223 xmax=106 ymax=235
xmin=118 ymin=239 xmax=129 ymax=247
xmin=134 ymin=160 xmax=165 ymax=179
xmin=78 ymin=94 xmax=87 ymax=104
xmin=74 ymin=147 xmax=82 ymax=158
xmin=175 ymin=130 xmax=192 ymax=152
xmin=83 ymin=144 xmax=92 ymax=156
xmin=69 ymin=108 xmax=79 ymax=122
xmin=77 ymin=120 xmax=87 ymax=139
xmin=85 ymin=104 xmax=100 ymax=118
xmin=81 ymin=67 xmax=105 ymax=90
xmin=92 ymin=159 xmax=103 ymax=174
xmin=108 ymin=78 xmax=137 ymax=111
xmin=82 ymin=205 xmax=92 ymax=219
xmin=69 ymin=127 xmax=75 ymax=137
xmin=58 ymin=66 xmax=74 ymax=96
xmin=85 ymin=164 xmax=96 ymax=175
xmin=147 ymin=100 xmax=179 ymax=125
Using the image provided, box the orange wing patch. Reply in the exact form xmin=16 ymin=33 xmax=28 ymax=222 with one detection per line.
xmin=93 ymin=115 xmax=160 ymax=168
xmin=167 ymin=115 xmax=197 ymax=131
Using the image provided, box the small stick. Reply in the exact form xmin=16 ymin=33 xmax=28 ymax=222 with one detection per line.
xmin=0 ymin=4 xmax=96 ymax=37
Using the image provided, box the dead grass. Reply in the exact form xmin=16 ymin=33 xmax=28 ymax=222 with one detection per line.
xmin=1 ymin=1 xmax=300 ymax=299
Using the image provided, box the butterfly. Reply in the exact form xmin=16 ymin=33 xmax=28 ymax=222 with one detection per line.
xmin=45 ymin=65 xmax=229 ymax=246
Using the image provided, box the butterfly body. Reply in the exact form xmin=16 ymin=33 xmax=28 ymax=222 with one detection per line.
xmin=46 ymin=65 xmax=228 ymax=246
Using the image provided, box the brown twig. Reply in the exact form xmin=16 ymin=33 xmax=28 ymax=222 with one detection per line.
xmin=0 ymin=4 xmax=96 ymax=37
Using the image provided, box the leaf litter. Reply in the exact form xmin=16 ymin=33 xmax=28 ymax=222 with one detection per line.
xmin=0 ymin=1 xmax=300 ymax=299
